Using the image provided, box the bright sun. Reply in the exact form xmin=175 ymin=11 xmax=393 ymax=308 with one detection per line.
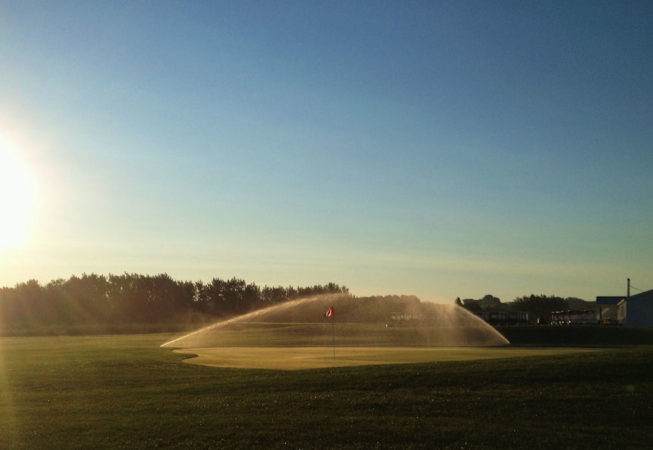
xmin=0 ymin=141 xmax=36 ymax=250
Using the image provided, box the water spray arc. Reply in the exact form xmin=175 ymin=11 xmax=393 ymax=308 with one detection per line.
xmin=160 ymin=294 xmax=344 ymax=348
xmin=161 ymin=294 xmax=509 ymax=350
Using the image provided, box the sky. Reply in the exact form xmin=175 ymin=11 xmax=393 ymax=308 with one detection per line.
xmin=1 ymin=1 xmax=652 ymax=302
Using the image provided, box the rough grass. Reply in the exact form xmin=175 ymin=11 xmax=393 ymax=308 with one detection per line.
xmin=1 ymin=333 xmax=652 ymax=449
xmin=498 ymin=325 xmax=653 ymax=346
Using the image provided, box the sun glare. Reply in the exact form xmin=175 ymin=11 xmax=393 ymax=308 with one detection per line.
xmin=0 ymin=141 xmax=36 ymax=250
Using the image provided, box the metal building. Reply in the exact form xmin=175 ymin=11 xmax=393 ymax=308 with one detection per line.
xmin=617 ymin=289 xmax=653 ymax=326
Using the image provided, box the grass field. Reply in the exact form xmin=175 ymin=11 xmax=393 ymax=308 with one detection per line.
xmin=162 ymin=321 xmax=510 ymax=348
xmin=177 ymin=346 xmax=598 ymax=370
xmin=1 ymin=333 xmax=653 ymax=448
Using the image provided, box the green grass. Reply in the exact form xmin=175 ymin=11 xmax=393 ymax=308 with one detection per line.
xmin=178 ymin=346 xmax=599 ymax=370
xmin=498 ymin=325 xmax=653 ymax=346
xmin=1 ymin=333 xmax=652 ymax=448
xmin=162 ymin=321 xmax=509 ymax=348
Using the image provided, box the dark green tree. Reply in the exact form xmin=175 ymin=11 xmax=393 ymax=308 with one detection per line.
xmin=511 ymin=294 xmax=568 ymax=323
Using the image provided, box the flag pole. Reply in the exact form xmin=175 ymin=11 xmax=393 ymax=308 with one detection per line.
xmin=323 ymin=306 xmax=335 ymax=359
xmin=332 ymin=314 xmax=336 ymax=359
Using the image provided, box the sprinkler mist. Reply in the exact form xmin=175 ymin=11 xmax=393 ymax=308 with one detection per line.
xmin=161 ymin=294 xmax=509 ymax=349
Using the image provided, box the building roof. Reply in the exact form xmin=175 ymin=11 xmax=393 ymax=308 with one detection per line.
xmin=626 ymin=289 xmax=653 ymax=302
xmin=596 ymin=296 xmax=624 ymax=305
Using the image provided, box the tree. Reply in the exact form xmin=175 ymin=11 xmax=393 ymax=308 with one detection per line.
xmin=511 ymin=294 xmax=568 ymax=324
xmin=0 ymin=273 xmax=350 ymax=335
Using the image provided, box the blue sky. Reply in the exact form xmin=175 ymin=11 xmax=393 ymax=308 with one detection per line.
xmin=1 ymin=1 xmax=652 ymax=301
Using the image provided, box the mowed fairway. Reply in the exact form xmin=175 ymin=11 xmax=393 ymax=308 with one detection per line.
xmin=177 ymin=346 xmax=598 ymax=370
xmin=1 ymin=333 xmax=652 ymax=448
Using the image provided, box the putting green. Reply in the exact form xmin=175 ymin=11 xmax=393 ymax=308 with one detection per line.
xmin=174 ymin=346 xmax=599 ymax=370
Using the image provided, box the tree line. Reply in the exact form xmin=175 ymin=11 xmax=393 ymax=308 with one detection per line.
xmin=456 ymin=294 xmax=596 ymax=323
xmin=0 ymin=273 xmax=348 ymax=335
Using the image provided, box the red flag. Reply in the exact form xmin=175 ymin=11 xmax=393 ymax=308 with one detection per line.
xmin=323 ymin=306 xmax=334 ymax=318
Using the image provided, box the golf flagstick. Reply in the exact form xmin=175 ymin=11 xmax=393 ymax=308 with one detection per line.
xmin=323 ymin=306 xmax=335 ymax=359
xmin=332 ymin=314 xmax=335 ymax=359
